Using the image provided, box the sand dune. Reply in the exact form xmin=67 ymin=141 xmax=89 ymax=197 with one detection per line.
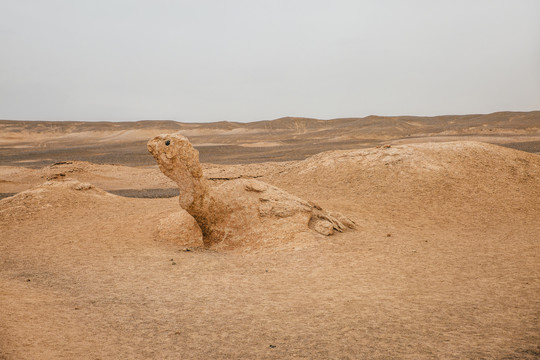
xmin=1 ymin=138 xmax=539 ymax=358
xmin=267 ymin=141 xmax=540 ymax=225
xmin=0 ymin=161 xmax=175 ymax=195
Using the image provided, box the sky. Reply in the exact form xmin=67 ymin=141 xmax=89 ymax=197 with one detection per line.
xmin=0 ymin=0 xmax=539 ymax=122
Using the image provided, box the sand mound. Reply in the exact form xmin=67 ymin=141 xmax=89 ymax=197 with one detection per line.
xmin=0 ymin=161 xmax=176 ymax=195
xmin=0 ymin=178 xmax=205 ymax=250
xmin=0 ymin=179 xmax=113 ymax=220
xmin=270 ymin=141 xmax=540 ymax=229
xmin=156 ymin=210 xmax=204 ymax=247
xmin=0 ymin=178 xmax=108 ymax=204
xmin=36 ymin=161 xmax=176 ymax=190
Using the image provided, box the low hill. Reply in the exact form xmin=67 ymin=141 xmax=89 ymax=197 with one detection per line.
xmin=267 ymin=141 xmax=540 ymax=229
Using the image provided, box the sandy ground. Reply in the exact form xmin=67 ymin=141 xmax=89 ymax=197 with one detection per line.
xmin=1 ymin=113 xmax=539 ymax=359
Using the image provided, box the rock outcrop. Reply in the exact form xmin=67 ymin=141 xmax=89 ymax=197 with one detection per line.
xmin=147 ymin=134 xmax=355 ymax=249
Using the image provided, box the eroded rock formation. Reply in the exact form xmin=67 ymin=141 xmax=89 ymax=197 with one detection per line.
xmin=147 ymin=134 xmax=355 ymax=249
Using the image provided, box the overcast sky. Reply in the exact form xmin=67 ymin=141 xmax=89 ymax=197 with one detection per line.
xmin=1 ymin=0 xmax=539 ymax=122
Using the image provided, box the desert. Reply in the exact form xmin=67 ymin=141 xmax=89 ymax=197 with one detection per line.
xmin=1 ymin=112 xmax=539 ymax=359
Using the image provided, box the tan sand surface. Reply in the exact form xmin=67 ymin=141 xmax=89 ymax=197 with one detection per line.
xmin=1 ymin=137 xmax=539 ymax=358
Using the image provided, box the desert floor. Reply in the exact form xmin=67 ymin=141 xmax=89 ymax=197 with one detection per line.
xmin=1 ymin=113 xmax=539 ymax=359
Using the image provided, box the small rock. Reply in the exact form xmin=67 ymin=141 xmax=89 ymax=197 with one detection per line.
xmin=73 ymin=182 xmax=93 ymax=191
xmin=386 ymin=233 xmax=392 ymax=237
xmin=245 ymin=182 xmax=267 ymax=193
xmin=269 ymin=345 xmax=276 ymax=348
xmin=171 ymin=262 xmax=176 ymax=265
xmin=311 ymin=219 xmax=334 ymax=236
xmin=46 ymin=173 xmax=66 ymax=181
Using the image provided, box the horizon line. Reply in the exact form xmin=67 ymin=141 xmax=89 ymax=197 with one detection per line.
xmin=1 ymin=109 xmax=539 ymax=124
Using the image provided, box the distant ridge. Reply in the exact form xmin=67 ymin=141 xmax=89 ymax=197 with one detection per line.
xmin=1 ymin=111 xmax=539 ymax=168
xmin=1 ymin=110 xmax=539 ymax=134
